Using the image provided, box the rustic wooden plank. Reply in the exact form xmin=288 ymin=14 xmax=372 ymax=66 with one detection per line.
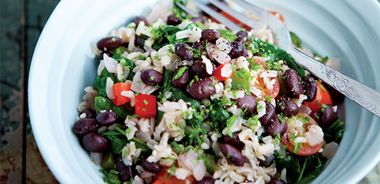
xmin=0 ymin=0 xmax=24 ymax=183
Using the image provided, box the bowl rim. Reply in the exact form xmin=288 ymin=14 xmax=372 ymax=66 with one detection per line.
xmin=28 ymin=0 xmax=380 ymax=183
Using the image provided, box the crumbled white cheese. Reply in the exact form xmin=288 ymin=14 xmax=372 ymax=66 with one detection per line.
xmin=122 ymin=142 xmax=141 ymax=166
xmin=305 ymin=124 xmax=324 ymax=146
xmin=216 ymin=37 xmax=232 ymax=53
xmin=221 ymin=63 xmax=233 ymax=78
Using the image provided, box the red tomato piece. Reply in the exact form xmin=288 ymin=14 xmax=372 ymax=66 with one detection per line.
xmin=281 ymin=113 xmax=324 ymax=156
xmin=153 ymin=168 xmax=193 ymax=184
xmin=213 ymin=63 xmax=233 ymax=81
xmin=135 ymin=94 xmax=157 ymax=118
xmin=112 ymin=82 xmax=132 ymax=106
xmin=304 ymin=81 xmax=332 ymax=114
xmin=256 ymin=76 xmax=280 ymax=98
xmin=270 ymin=11 xmax=285 ymax=22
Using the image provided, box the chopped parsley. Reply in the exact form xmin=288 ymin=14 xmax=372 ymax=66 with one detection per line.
xmin=247 ymin=115 xmax=260 ymax=128
xmin=290 ymin=32 xmax=302 ymax=48
xmin=225 ymin=115 xmax=238 ymax=137
xmin=231 ymin=69 xmax=251 ymax=91
xmin=293 ymin=142 xmax=302 ymax=154
xmin=219 ymin=29 xmax=237 ymax=42
xmin=102 ymin=169 xmax=121 ymax=184
xmin=173 ymin=66 xmax=188 ymax=80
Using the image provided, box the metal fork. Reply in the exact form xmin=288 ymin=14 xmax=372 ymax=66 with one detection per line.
xmin=177 ymin=0 xmax=380 ymax=117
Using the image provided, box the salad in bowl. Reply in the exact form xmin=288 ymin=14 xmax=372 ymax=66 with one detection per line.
xmin=72 ymin=1 xmax=345 ymax=183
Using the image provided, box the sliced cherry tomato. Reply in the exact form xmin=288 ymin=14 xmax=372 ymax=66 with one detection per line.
xmin=270 ymin=11 xmax=285 ymax=22
xmin=304 ymin=81 xmax=332 ymax=114
xmin=281 ymin=113 xmax=323 ymax=156
xmin=213 ymin=63 xmax=233 ymax=81
xmin=281 ymin=133 xmax=323 ymax=156
xmin=112 ymin=82 xmax=132 ymax=106
xmin=256 ymin=76 xmax=280 ymax=98
xmin=135 ymin=94 xmax=157 ymax=118
xmin=153 ymin=168 xmax=193 ymax=184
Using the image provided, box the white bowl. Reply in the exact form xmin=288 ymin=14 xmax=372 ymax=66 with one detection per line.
xmin=28 ymin=0 xmax=380 ymax=183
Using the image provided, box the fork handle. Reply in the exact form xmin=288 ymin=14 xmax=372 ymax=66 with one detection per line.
xmin=288 ymin=47 xmax=380 ymax=117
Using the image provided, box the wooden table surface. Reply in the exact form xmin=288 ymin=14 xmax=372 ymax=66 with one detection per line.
xmin=0 ymin=0 xmax=379 ymax=184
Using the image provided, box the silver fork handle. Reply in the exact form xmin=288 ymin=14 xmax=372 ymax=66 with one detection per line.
xmin=288 ymin=47 xmax=380 ymax=117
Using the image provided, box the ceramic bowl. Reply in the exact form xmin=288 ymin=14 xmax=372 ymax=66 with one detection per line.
xmin=28 ymin=0 xmax=380 ymax=183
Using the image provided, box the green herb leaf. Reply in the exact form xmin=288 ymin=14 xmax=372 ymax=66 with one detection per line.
xmin=102 ymin=130 xmax=127 ymax=154
xmin=173 ymin=66 xmax=188 ymax=80
xmin=226 ymin=115 xmax=238 ymax=137
xmin=131 ymin=137 xmax=152 ymax=154
xmin=219 ymin=29 xmax=237 ymax=42
xmin=231 ymin=69 xmax=251 ymax=91
xmin=200 ymin=153 xmax=217 ymax=173
xmin=94 ymin=96 xmax=113 ymax=113
xmin=102 ymin=169 xmax=121 ymax=184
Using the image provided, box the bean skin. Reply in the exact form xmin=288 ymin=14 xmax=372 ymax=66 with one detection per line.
xmin=236 ymin=30 xmax=248 ymax=42
xmin=73 ymin=118 xmax=98 ymax=135
xmin=172 ymin=67 xmax=190 ymax=88
xmin=141 ymin=159 xmax=161 ymax=173
xmin=116 ymin=159 xmax=134 ymax=182
xmin=268 ymin=178 xmax=286 ymax=184
xmin=221 ymin=133 xmax=244 ymax=150
xmin=96 ymin=111 xmax=117 ymax=126
xmin=201 ymin=29 xmax=220 ymax=43
xmin=276 ymin=97 xmax=299 ymax=117
xmin=196 ymin=177 xmax=215 ymax=184
xmin=219 ymin=143 xmax=245 ymax=166
xmin=191 ymin=61 xmax=213 ymax=78
xmin=140 ymin=69 xmax=163 ymax=86
xmin=265 ymin=115 xmax=287 ymax=137
xmin=186 ymin=78 xmax=216 ymax=100
xmin=259 ymin=103 xmax=275 ymax=125
xmin=175 ymin=43 xmax=193 ymax=60
xmin=134 ymin=35 xmax=145 ymax=49
xmin=303 ymin=76 xmax=317 ymax=101
xmin=318 ymin=105 xmax=338 ymax=127
xmin=236 ymin=95 xmax=257 ymax=116
xmin=97 ymin=36 xmax=123 ymax=52
xmin=80 ymin=109 xmax=96 ymax=119
xmin=167 ymin=14 xmax=181 ymax=25
xmin=133 ymin=16 xmax=149 ymax=26
xmin=283 ymin=69 xmax=303 ymax=98
xmin=82 ymin=132 xmax=109 ymax=152
xmin=229 ymin=41 xmax=248 ymax=58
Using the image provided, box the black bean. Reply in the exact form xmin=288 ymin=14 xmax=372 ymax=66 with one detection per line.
xmin=133 ymin=16 xmax=149 ymax=26
xmin=236 ymin=30 xmax=248 ymax=42
xmin=141 ymin=159 xmax=161 ymax=173
xmin=191 ymin=61 xmax=213 ymax=78
xmin=116 ymin=159 xmax=134 ymax=182
xmin=196 ymin=177 xmax=215 ymax=184
xmin=221 ymin=133 xmax=244 ymax=150
xmin=236 ymin=95 xmax=257 ymax=116
xmin=325 ymin=84 xmax=345 ymax=105
xmin=167 ymin=14 xmax=181 ymax=25
xmin=97 ymin=36 xmax=123 ymax=52
xmin=303 ymin=76 xmax=317 ymax=101
xmin=318 ymin=105 xmax=338 ymax=127
xmin=175 ymin=43 xmax=193 ymax=60
xmin=186 ymin=78 xmax=216 ymax=99
xmin=191 ymin=16 xmax=206 ymax=24
xmin=229 ymin=41 xmax=247 ymax=58
xmin=219 ymin=143 xmax=245 ymax=166
xmin=276 ymin=97 xmax=299 ymax=117
xmin=82 ymin=132 xmax=109 ymax=152
xmin=172 ymin=67 xmax=190 ymax=88
xmin=201 ymin=29 xmax=220 ymax=43
xmin=80 ymin=109 xmax=96 ymax=118
xmin=259 ymin=155 xmax=275 ymax=167
xmin=268 ymin=178 xmax=286 ymax=184
xmin=96 ymin=111 xmax=117 ymax=126
xmin=259 ymin=103 xmax=275 ymax=126
xmin=265 ymin=115 xmax=288 ymax=137
xmin=140 ymin=69 xmax=163 ymax=86
xmin=73 ymin=118 xmax=98 ymax=135
xmin=134 ymin=35 xmax=145 ymax=49
xmin=283 ymin=69 xmax=303 ymax=98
